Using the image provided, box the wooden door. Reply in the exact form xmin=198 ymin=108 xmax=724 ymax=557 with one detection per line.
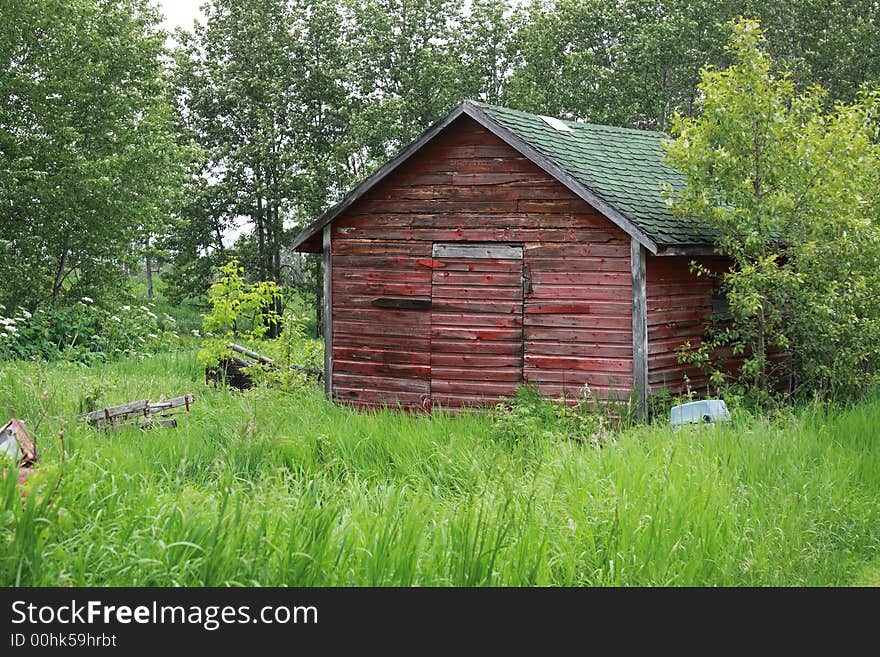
xmin=429 ymin=243 xmax=524 ymax=408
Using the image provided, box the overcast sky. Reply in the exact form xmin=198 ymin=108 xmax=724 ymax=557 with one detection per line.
xmin=153 ymin=1 xmax=249 ymax=244
xmin=156 ymin=0 xmax=205 ymax=34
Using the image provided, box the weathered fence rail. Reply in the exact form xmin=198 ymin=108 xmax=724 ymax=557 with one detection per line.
xmin=79 ymin=394 xmax=195 ymax=430
xmin=206 ymin=343 xmax=323 ymax=389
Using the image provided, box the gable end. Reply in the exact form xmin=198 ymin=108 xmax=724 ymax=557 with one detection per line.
xmin=292 ymin=101 xmax=660 ymax=253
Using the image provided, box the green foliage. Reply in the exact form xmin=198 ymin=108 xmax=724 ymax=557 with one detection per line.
xmin=490 ymin=384 xmax=636 ymax=451
xmin=738 ymin=0 xmax=880 ymax=105
xmin=506 ymin=0 xmax=879 ymax=130
xmin=664 ymin=18 xmax=880 ymax=403
xmin=201 ymin=261 xmax=282 ymax=340
xmin=5 ymin=0 xmax=880 ymax=314
xmin=198 ymin=260 xmax=282 ymax=364
xmin=491 ymin=386 xmax=611 ymax=449
xmin=198 ymin=260 xmax=321 ymax=390
xmin=167 ymin=0 xmax=350 ymax=301
xmin=0 ymin=0 xmax=191 ymax=310
xmin=163 ymin=0 xmax=880 ymax=313
xmin=253 ymin=319 xmax=323 ymax=390
xmin=0 ymin=299 xmax=180 ymax=364
xmin=2 ymin=350 xmax=880 ymax=585
xmin=345 ymin=0 xmax=471 ymax=153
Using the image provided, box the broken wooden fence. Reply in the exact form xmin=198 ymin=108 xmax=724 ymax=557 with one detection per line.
xmin=79 ymin=394 xmax=195 ymax=430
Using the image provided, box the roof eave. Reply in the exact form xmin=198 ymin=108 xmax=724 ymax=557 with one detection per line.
xmin=654 ymin=244 xmax=719 ymax=257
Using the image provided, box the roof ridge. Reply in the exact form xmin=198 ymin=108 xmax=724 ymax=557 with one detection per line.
xmin=466 ymin=99 xmax=668 ymax=137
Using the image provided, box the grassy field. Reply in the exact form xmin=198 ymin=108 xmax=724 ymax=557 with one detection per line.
xmin=1 ymin=349 xmax=879 ymax=586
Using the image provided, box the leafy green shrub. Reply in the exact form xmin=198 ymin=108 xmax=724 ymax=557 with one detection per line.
xmin=491 ymin=385 xmax=612 ymax=448
xmin=664 ymin=19 xmax=880 ymax=404
xmin=197 ymin=260 xmax=322 ymax=391
xmin=0 ymin=300 xmax=180 ymax=363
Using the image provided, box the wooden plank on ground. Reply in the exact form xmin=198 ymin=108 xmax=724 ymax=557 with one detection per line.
xmin=80 ymin=394 xmax=195 ymax=427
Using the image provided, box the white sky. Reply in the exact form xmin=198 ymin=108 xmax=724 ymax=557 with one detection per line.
xmin=154 ymin=1 xmax=250 ymax=245
xmin=155 ymin=0 xmax=205 ymax=34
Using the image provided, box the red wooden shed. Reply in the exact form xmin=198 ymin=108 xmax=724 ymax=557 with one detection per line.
xmin=292 ymin=101 xmax=723 ymax=416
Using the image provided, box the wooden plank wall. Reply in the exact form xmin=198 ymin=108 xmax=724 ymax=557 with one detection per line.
xmin=330 ymin=116 xmax=633 ymax=408
xmin=523 ymin=242 xmax=633 ymax=402
xmin=646 ymin=255 xmax=722 ymax=395
xmin=430 ymin=253 xmax=524 ymax=408
xmin=331 ymin=238 xmax=433 ymax=408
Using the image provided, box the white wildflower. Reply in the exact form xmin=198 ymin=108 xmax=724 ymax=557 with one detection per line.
xmin=190 ymin=329 xmax=201 ymax=337
xmin=111 ymin=315 xmax=121 ymax=322
xmin=80 ymin=296 xmax=94 ymax=304
xmin=147 ymin=333 xmax=158 ymax=339
xmin=139 ymin=305 xmax=149 ymax=312
xmin=122 ymin=305 xmax=131 ymax=311
xmin=146 ymin=311 xmax=157 ymax=319
xmin=0 ymin=332 xmax=7 ymax=339
xmin=19 ymin=309 xmax=31 ymax=319
xmin=0 ymin=317 xmax=14 ymax=326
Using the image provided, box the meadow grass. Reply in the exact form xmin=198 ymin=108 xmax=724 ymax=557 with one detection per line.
xmin=1 ymin=350 xmax=878 ymax=586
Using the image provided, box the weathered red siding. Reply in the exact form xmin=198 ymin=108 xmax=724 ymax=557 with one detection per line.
xmin=646 ymin=255 xmax=724 ymax=395
xmin=430 ymin=252 xmax=525 ymax=407
xmin=330 ymin=116 xmax=633 ymax=408
xmin=524 ymin=243 xmax=633 ymax=402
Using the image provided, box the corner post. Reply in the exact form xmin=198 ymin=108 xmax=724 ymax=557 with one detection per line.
xmin=323 ymin=225 xmax=333 ymax=398
xmin=631 ymin=238 xmax=648 ymax=420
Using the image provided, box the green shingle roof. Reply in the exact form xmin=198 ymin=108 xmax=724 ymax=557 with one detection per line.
xmin=471 ymin=101 xmax=713 ymax=247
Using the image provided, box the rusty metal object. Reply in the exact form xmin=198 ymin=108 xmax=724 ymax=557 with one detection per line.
xmin=1 ymin=418 xmax=38 ymax=484
xmin=1 ymin=418 xmax=37 ymax=468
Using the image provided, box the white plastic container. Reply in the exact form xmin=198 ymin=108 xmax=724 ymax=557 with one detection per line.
xmin=670 ymin=399 xmax=731 ymax=426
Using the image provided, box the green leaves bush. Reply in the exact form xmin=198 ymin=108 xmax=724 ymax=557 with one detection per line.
xmin=198 ymin=260 xmax=322 ymax=390
xmin=491 ymin=385 xmax=620 ymax=448
xmin=664 ymin=19 xmax=880 ymax=404
xmin=0 ymin=299 xmax=180 ymax=364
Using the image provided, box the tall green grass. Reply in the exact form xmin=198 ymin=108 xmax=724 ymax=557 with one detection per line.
xmin=1 ymin=351 xmax=878 ymax=585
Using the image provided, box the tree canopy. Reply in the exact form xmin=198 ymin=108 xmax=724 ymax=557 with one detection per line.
xmin=665 ymin=18 xmax=880 ymax=402
xmin=1 ymin=1 xmax=878 ymax=401
xmin=0 ymin=0 xmax=188 ymax=310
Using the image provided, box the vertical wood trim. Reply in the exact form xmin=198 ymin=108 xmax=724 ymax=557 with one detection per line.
xmin=428 ymin=246 xmax=435 ymax=411
xmin=520 ymin=262 xmax=529 ymax=387
xmin=631 ymin=238 xmax=648 ymax=420
xmin=323 ymin=226 xmax=333 ymax=397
